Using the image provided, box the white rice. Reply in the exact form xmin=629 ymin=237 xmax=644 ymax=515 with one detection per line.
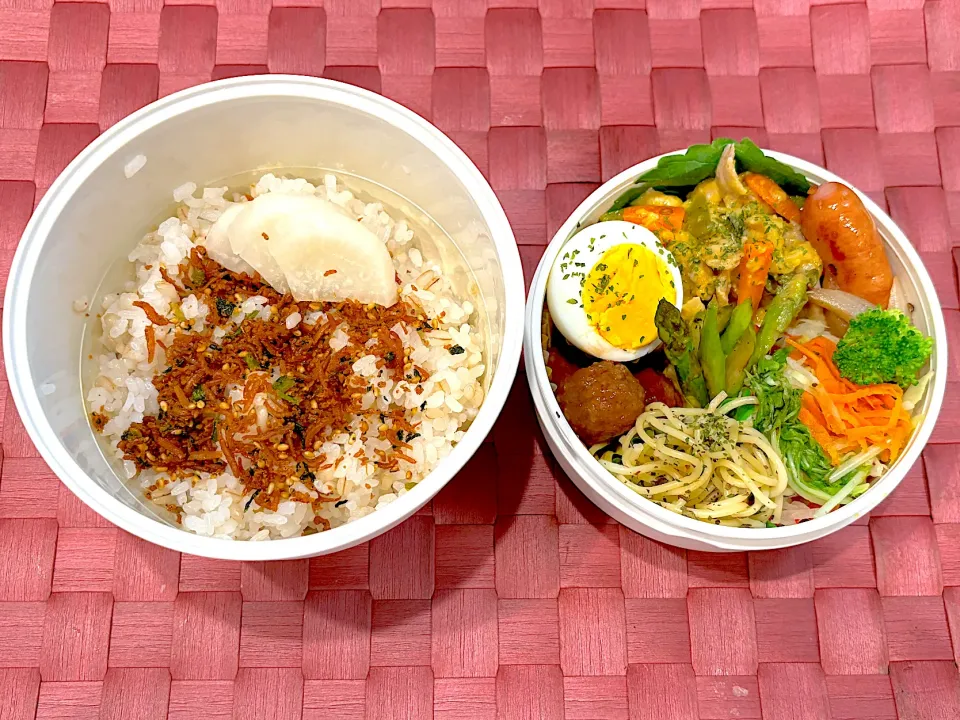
xmin=86 ymin=173 xmax=484 ymax=540
xmin=124 ymin=154 xmax=147 ymax=179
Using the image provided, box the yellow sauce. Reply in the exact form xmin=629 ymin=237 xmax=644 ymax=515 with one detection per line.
xmin=583 ymin=243 xmax=676 ymax=350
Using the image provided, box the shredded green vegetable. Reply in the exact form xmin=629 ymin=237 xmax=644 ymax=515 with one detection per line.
xmin=736 ymin=348 xmax=852 ymax=500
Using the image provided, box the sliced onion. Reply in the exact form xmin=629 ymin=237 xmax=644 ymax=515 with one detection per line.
xmin=824 ymin=310 xmax=849 ymax=338
xmin=807 ymin=287 xmax=874 ymax=321
xmin=903 ymin=370 xmax=933 ymax=412
xmin=826 ymin=445 xmax=883 ymax=484
xmin=888 ymin=277 xmax=912 ymax=316
xmin=789 ymin=317 xmax=827 ymax=342
xmin=715 ymin=144 xmax=748 ymax=198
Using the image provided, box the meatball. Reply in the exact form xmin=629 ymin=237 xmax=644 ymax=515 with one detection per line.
xmin=557 ymin=361 xmax=646 ymax=446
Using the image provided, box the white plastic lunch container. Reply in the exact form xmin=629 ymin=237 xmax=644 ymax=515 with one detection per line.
xmin=524 ymin=151 xmax=948 ymax=552
xmin=5 ymin=76 xmax=524 ymax=561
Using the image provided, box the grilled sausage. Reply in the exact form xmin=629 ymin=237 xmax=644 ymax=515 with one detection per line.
xmin=799 ymin=182 xmax=893 ymax=307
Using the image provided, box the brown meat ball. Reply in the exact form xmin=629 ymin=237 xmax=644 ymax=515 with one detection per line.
xmin=556 ymin=361 xmax=646 ymax=446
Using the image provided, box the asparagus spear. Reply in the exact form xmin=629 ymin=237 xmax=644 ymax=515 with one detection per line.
xmin=748 ymin=273 xmax=809 ymax=370
xmin=655 ymin=299 xmax=709 ymax=408
xmin=699 ymin=301 xmax=726 ymax=400
xmin=720 ymin=299 xmax=753 ymax=354
xmin=725 ymin=326 xmax=757 ymax=395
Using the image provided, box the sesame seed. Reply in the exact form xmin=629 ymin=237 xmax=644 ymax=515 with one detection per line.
xmin=267 ymin=482 xmax=275 ymax=494
xmin=160 ymin=401 xmax=169 ymax=412
xmin=196 ymin=400 xmax=205 ymax=409
xmin=219 ymin=402 xmax=229 ymax=410
xmin=277 ymin=443 xmax=289 ymax=451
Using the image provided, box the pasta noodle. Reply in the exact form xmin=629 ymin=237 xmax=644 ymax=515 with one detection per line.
xmin=592 ymin=394 xmax=791 ymax=528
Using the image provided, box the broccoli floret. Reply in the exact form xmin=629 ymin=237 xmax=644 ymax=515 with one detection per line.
xmin=833 ymin=308 xmax=933 ymax=388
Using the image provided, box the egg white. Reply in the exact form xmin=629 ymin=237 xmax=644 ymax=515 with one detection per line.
xmin=546 ymin=220 xmax=684 ymax=362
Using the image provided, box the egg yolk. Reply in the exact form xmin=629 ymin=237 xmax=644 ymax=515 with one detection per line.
xmin=582 ymin=243 xmax=676 ymax=350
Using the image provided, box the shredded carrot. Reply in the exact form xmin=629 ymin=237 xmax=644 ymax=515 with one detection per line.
xmin=785 ymin=336 xmax=912 ymax=464
xmin=145 ymin=325 xmax=156 ymax=363
xmin=133 ymin=300 xmax=170 ymax=326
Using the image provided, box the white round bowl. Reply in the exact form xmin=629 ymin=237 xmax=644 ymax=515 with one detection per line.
xmin=4 ymin=75 xmax=524 ymax=560
xmin=524 ymin=150 xmax=948 ymax=552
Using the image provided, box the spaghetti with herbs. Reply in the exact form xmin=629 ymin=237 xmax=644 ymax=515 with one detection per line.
xmin=592 ymin=394 xmax=791 ymax=527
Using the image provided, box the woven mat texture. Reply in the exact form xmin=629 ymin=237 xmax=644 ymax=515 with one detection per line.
xmin=3 ymin=0 xmax=960 ymax=718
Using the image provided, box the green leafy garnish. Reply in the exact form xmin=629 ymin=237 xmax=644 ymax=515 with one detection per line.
xmin=778 ymin=423 xmax=834 ymax=494
xmin=120 ymin=427 xmax=141 ymax=442
xmin=608 ymin=138 xmax=811 ymax=210
xmin=736 ymin=349 xmax=836 ymax=495
xmin=272 ymin=375 xmax=299 ymax=404
xmin=732 ymin=139 xmax=811 ymax=196
xmin=188 ymin=265 xmax=206 ymax=287
xmin=191 ymin=385 xmax=206 ymax=403
xmin=215 ymin=297 xmax=236 ymax=318
xmin=272 ymin=376 xmax=296 ymax=393
xmin=738 ymin=348 xmax=798 ymax=434
xmin=170 ymin=302 xmax=187 ymax=324
xmin=243 ymin=354 xmax=260 ymax=371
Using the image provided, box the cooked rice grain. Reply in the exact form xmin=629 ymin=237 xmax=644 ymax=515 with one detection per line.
xmin=86 ymin=173 xmax=484 ymax=540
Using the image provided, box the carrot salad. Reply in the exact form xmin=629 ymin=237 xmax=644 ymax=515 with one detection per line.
xmin=785 ymin=336 xmax=913 ymax=465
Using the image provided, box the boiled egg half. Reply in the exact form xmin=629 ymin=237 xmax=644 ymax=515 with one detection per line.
xmin=546 ymin=220 xmax=683 ymax=361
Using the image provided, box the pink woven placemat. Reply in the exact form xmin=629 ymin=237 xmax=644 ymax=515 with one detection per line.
xmin=3 ymin=1 xmax=960 ymax=718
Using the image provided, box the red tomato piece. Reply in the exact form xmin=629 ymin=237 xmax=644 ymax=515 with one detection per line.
xmin=632 ymin=367 xmax=684 ymax=407
xmin=546 ymin=347 xmax=579 ymax=389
